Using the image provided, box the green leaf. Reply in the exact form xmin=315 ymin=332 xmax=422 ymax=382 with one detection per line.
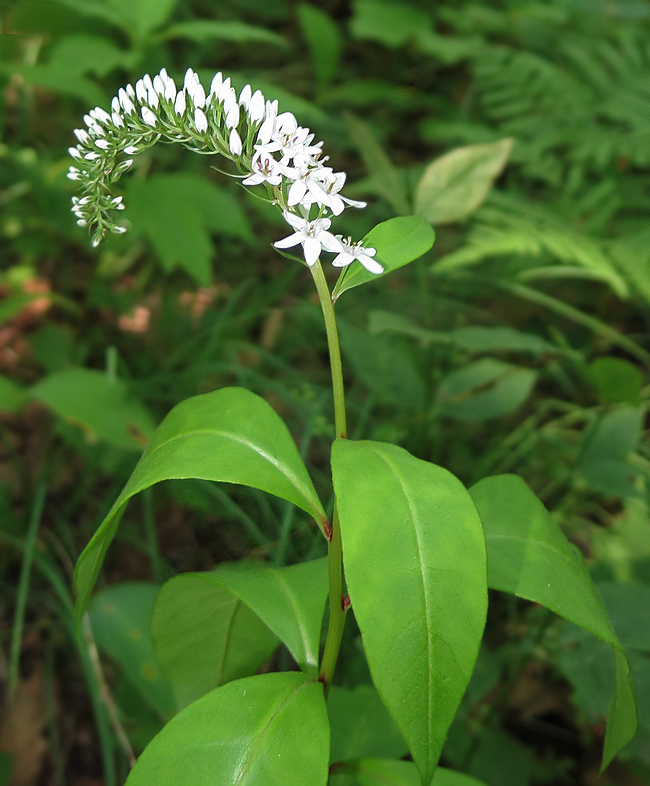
xmin=346 ymin=114 xmax=410 ymax=215
xmin=577 ymin=406 xmax=643 ymax=498
xmin=469 ymin=474 xmax=637 ymax=769
xmin=332 ymin=759 xmax=487 ymax=786
xmin=328 ymin=685 xmax=408 ymax=764
xmin=29 ymin=368 xmax=155 ymax=450
xmin=151 ymin=573 xmax=279 ymax=709
xmin=588 ymin=357 xmax=642 ymax=406
xmin=298 ymin=4 xmax=342 ymax=90
xmin=126 ymin=174 xmax=251 ymax=286
xmin=106 ymin=0 xmax=178 ymax=40
xmin=125 ymin=672 xmax=329 ymax=786
xmin=88 ymin=583 xmax=175 ymax=716
xmin=211 ymin=558 xmax=329 ymax=677
xmin=162 ymin=20 xmax=287 ymax=46
xmin=332 ymin=440 xmax=487 ymax=785
xmin=414 ymin=139 xmax=514 ymax=225
xmin=333 ymin=216 xmax=435 ymax=301
xmin=349 ymin=0 xmax=432 ymax=48
xmin=435 ymin=358 xmax=537 ymax=421
xmin=46 ymin=34 xmax=137 ymax=77
xmin=0 ymin=375 xmax=25 ymax=413
xmin=597 ymin=582 xmax=650 ymax=652
xmin=73 ymin=387 xmax=328 ymax=626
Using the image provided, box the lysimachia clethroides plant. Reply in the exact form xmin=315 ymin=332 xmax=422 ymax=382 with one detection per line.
xmin=69 ymin=67 xmax=638 ymax=786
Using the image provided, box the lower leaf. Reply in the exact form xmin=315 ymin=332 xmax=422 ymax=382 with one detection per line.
xmin=125 ymin=672 xmax=329 ymax=786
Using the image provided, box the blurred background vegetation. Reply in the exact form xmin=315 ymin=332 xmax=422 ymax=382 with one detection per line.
xmin=1 ymin=0 xmax=650 ymax=784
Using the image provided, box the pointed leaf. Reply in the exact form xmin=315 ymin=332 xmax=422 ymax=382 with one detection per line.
xmin=298 ymin=4 xmax=342 ymax=90
xmin=151 ymin=573 xmax=279 ymax=710
xmin=125 ymin=672 xmax=329 ymax=786
xmin=74 ymin=387 xmax=327 ymax=626
xmin=332 ymin=440 xmax=487 ymax=785
xmin=212 ymin=558 xmax=329 ymax=678
xmin=414 ymin=139 xmax=513 ymax=225
xmin=333 ymin=216 xmax=435 ymax=301
xmin=332 ymin=759 xmax=487 ymax=786
xmin=469 ymin=474 xmax=637 ymax=769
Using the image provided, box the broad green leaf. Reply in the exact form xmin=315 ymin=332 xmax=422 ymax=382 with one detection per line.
xmin=298 ymin=4 xmax=342 ymax=90
xmin=332 ymin=440 xmax=487 ymax=785
xmin=46 ymin=34 xmax=137 ymax=77
xmin=577 ymin=406 xmax=643 ymax=498
xmin=161 ymin=20 xmax=287 ymax=46
xmin=349 ymin=0 xmax=432 ymax=48
xmin=435 ymin=358 xmax=537 ymax=421
xmin=588 ymin=357 xmax=642 ymax=406
xmin=346 ymin=114 xmax=410 ymax=215
xmin=105 ymin=0 xmax=178 ymax=40
xmin=328 ymin=685 xmax=408 ymax=764
xmin=333 ymin=216 xmax=435 ymax=301
xmin=151 ymin=573 xmax=279 ymax=709
xmin=597 ymin=582 xmax=650 ymax=652
xmin=469 ymin=474 xmax=637 ymax=769
xmin=212 ymin=558 xmax=329 ymax=677
xmin=0 ymin=375 xmax=25 ymax=413
xmin=414 ymin=139 xmax=514 ymax=225
xmin=74 ymin=387 xmax=327 ymax=626
xmin=127 ymin=174 xmax=251 ymax=285
xmin=125 ymin=672 xmax=329 ymax=786
xmin=88 ymin=583 xmax=175 ymax=716
xmin=29 ymin=368 xmax=155 ymax=450
xmin=332 ymin=759 xmax=487 ymax=786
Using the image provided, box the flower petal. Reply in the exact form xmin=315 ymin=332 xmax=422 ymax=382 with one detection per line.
xmin=273 ymin=232 xmax=302 ymax=249
xmin=282 ymin=211 xmax=306 ymax=231
xmin=319 ymin=231 xmax=343 ymax=253
xmin=303 ymin=236 xmax=321 ymax=266
xmin=358 ymin=254 xmax=384 ymax=274
xmin=288 ymin=180 xmax=307 ymax=207
xmin=331 ymin=252 xmax=355 ymax=268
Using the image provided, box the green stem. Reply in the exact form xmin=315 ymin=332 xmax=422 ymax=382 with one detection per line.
xmin=310 ymin=260 xmax=347 ymax=440
xmin=310 ymin=260 xmax=348 ymax=694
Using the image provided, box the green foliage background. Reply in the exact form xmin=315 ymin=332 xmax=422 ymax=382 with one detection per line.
xmin=1 ymin=0 xmax=650 ymax=784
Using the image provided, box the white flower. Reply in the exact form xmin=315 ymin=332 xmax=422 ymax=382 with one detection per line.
xmin=141 ymin=107 xmax=157 ymax=127
xmin=274 ymin=212 xmax=343 ymax=266
xmin=249 ymin=90 xmax=265 ymax=123
xmin=239 ymin=84 xmax=252 ymax=109
xmin=95 ymin=138 xmax=111 ymax=150
xmin=174 ymin=90 xmax=187 ymax=115
xmin=74 ymin=128 xmax=89 ymax=144
xmin=68 ymin=146 xmax=82 ymax=159
xmin=301 ymin=171 xmax=366 ymax=216
xmin=229 ymin=129 xmax=242 ymax=156
xmin=286 ymin=164 xmax=333 ymax=209
xmin=112 ymin=112 xmax=124 ymax=128
xmin=210 ymin=72 xmax=223 ymax=97
xmin=194 ymin=108 xmax=208 ymax=133
xmin=332 ymin=238 xmax=383 ymax=274
xmin=225 ymin=103 xmax=240 ymax=130
xmin=118 ymin=89 xmax=135 ymax=114
xmin=242 ymin=150 xmax=282 ymax=186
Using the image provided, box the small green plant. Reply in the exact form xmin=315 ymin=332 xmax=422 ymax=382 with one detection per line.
xmin=68 ymin=67 xmax=637 ymax=786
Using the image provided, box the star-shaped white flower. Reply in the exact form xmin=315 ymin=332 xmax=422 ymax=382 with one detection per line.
xmin=332 ymin=237 xmax=383 ymax=274
xmin=274 ymin=211 xmax=343 ymax=266
xmin=242 ymin=151 xmax=283 ymax=186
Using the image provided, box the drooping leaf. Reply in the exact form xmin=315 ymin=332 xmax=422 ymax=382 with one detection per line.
xmin=29 ymin=368 xmax=155 ymax=450
xmin=331 ymin=759 xmax=487 ymax=786
xmin=349 ymin=0 xmax=432 ymax=48
xmin=332 ymin=440 xmax=487 ymax=785
xmin=414 ymin=139 xmax=514 ymax=225
xmin=106 ymin=0 xmax=178 ymax=40
xmin=588 ymin=357 xmax=642 ymax=406
xmin=161 ymin=20 xmax=287 ymax=46
xmin=298 ymin=4 xmax=342 ymax=90
xmin=151 ymin=574 xmax=279 ymax=709
xmin=333 ymin=216 xmax=435 ymax=301
xmin=126 ymin=174 xmax=251 ymax=285
xmin=211 ymin=558 xmax=329 ymax=677
xmin=125 ymin=672 xmax=329 ymax=786
xmin=328 ymin=685 xmax=408 ymax=764
xmin=346 ymin=114 xmax=410 ymax=215
xmin=469 ymin=474 xmax=638 ymax=769
xmin=435 ymin=358 xmax=537 ymax=421
xmin=46 ymin=34 xmax=137 ymax=77
xmin=73 ymin=387 xmax=328 ymax=626
xmin=577 ymin=406 xmax=643 ymax=498
xmin=88 ymin=583 xmax=175 ymax=717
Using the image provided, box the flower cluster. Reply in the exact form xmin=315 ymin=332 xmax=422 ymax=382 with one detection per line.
xmin=68 ymin=68 xmax=382 ymax=274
